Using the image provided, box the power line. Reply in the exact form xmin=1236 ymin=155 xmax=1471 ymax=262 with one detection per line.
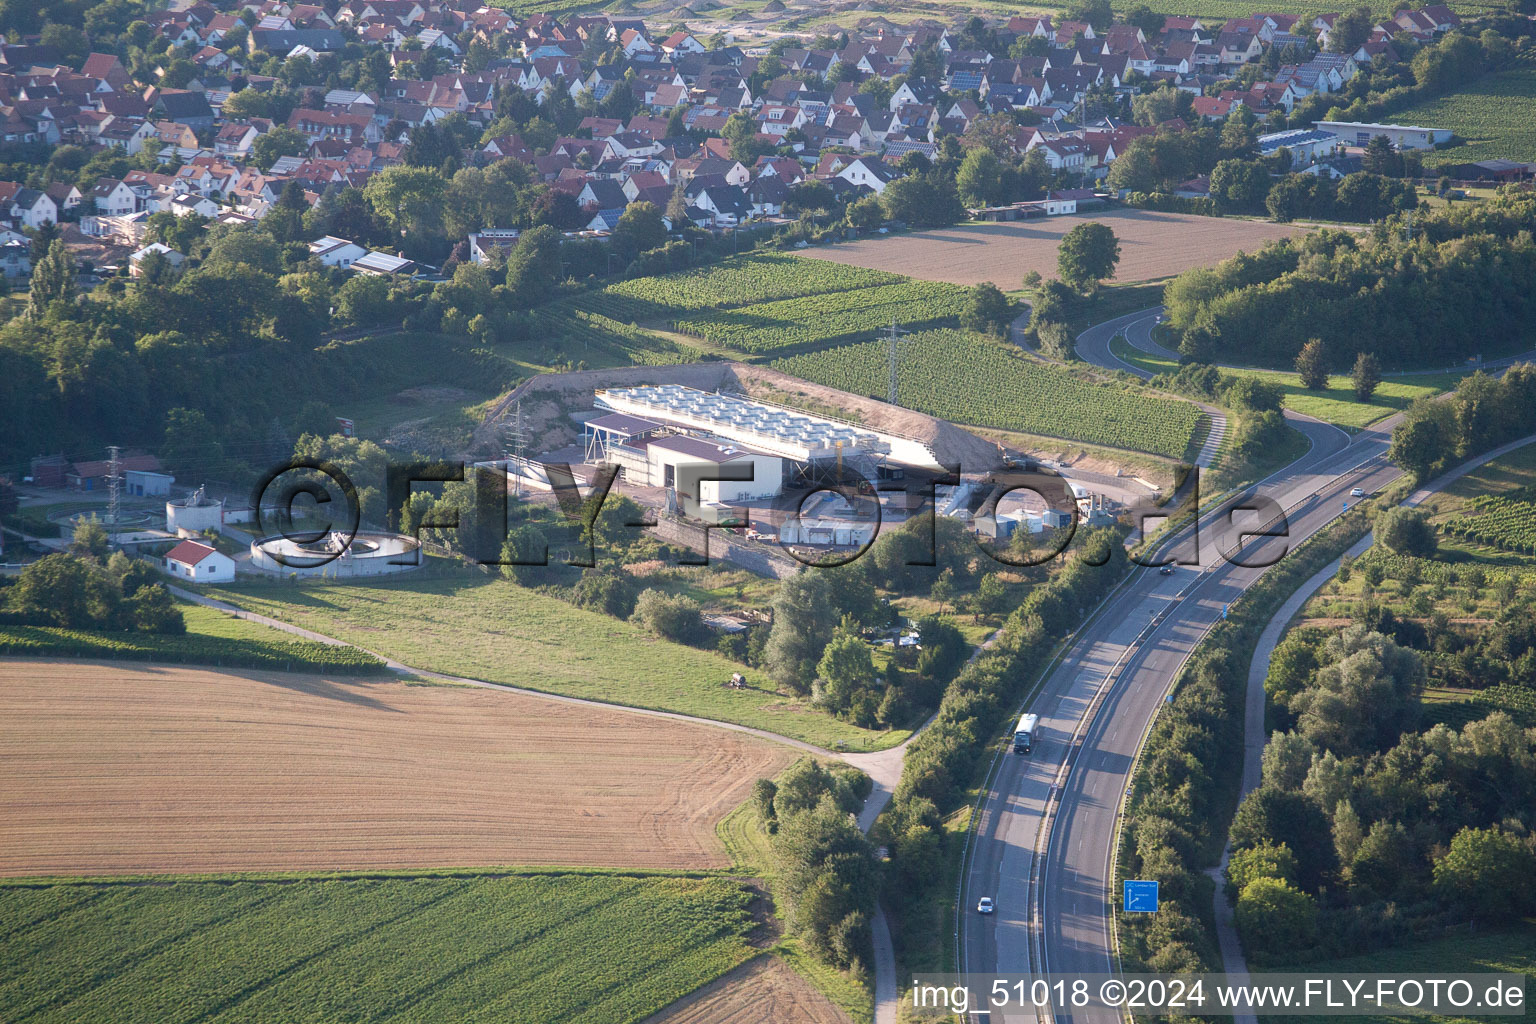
xmin=886 ymin=319 xmax=911 ymax=407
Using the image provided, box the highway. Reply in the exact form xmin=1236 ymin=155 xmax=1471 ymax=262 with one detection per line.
xmin=959 ymin=309 xmax=1407 ymax=1023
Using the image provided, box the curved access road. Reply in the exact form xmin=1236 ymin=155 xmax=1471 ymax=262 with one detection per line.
xmin=1073 ymin=307 xmax=1228 ymax=467
xmin=960 ymin=315 xmax=1404 ymax=1023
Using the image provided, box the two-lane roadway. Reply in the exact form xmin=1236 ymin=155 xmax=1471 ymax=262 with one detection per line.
xmin=961 ymin=310 xmax=1408 ymax=1022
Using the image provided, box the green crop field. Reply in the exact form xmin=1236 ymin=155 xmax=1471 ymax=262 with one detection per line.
xmin=774 ymin=328 xmax=1204 ymax=459
xmin=592 ymin=252 xmax=902 ymax=320
xmin=1391 ymin=59 xmax=1536 ymax=169
xmin=1108 ymin=336 xmax=1461 ymax=429
xmin=1442 ymin=492 xmax=1536 ymax=553
xmin=205 ymin=573 xmax=904 ymax=751
xmin=0 ymin=874 xmax=758 ymax=1024
xmin=673 ymin=281 xmax=969 ymax=355
xmin=545 ymin=253 xmax=968 ymax=359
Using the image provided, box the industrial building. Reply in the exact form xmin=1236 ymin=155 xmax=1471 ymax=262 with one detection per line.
xmin=1315 ymin=121 xmax=1453 ymax=150
xmin=590 ymin=386 xmax=938 ymax=497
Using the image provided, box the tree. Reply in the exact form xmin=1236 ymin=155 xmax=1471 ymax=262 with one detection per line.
xmin=630 ymin=588 xmax=705 ymax=644
xmin=1131 ymin=86 xmax=1193 ymax=127
xmin=504 ymin=224 xmax=561 ymax=307
xmin=28 ymin=238 xmax=74 ymax=317
xmin=1294 ymin=338 xmax=1328 ymax=390
xmin=721 ymin=112 xmax=771 ymax=164
xmin=1057 ymin=222 xmax=1120 ymax=294
xmin=67 ymin=514 xmax=111 ymax=561
xmin=1340 ymin=353 xmax=1383 ymax=406
xmin=1066 ymin=0 xmax=1113 ymax=31
xmin=1377 ymin=506 xmax=1438 ymax=557
xmin=961 ymin=282 xmax=1013 ymax=337
xmin=363 ymin=165 xmax=447 ymax=249
xmin=1329 ymin=6 xmax=1375 ymax=54
xmin=955 ymin=147 xmax=1006 ymax=206
xmin=1389 ymin=411 xmax=1448 ymax=479
xmin=1231 ymin=788 xmax=1336 ymax=892
xmin=879 ymin=173 xmax=965 ymax=228
xmin=1124 ymin=4 xmax=1166 ymax=35
xmin=8 ymin=554 xmax=109 ymax=628
xmin=250 ymin=125 xmax=307 ymax=171
xmin=930 ymin=567 xmax=956 ymax=613
xmin=1433 ymin=826 xmax=1536 ymax=923
xmin=816 ymin=631 xmax=879 ymax=721
xmin=763 ymin=571 xmax=835 ymax=693
xmin=1235 ymin=877 xmax=1318 ymax=954
xmin=1208 ymin=158 xmax=1271 ymax=211
xmin=161 ymin=407 xmax=222 ymax=479
xmin=845 ymin=193 xmax=884 ymax=231
xmin=1225 ymin=841 xmax=1297 ymax=902
xmin=611 ymin=200 xmax=667 ymax=258
xmin=1291 ymin=626 xmax=1424 ymax=757
xmin=1361 ymin=134 xmax=1404 ymax=177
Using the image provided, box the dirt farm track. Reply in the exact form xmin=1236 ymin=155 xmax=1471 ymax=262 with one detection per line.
xmin=0 ymin=660 xmax=793 ymax=876
xmin=796 ymin=208 xmax=1302 ymax=286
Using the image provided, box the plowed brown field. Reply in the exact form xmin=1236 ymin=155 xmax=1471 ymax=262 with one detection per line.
xmin=0 ymin=660 xmax=793 ymax=876
xmin=797 ymin=209 xmax=1302 ymax=286
xmin=642 ymin=956 xmax=851 ymax=1024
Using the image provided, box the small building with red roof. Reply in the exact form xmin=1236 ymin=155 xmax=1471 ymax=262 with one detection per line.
xmin=163 ymin=539 xmax=236 ymax=582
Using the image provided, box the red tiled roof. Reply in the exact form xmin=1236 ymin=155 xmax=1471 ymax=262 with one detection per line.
xmin=165 ymin=540 xmax=218 ymax=565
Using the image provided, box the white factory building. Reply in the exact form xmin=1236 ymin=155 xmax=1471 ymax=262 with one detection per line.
xmin=590 ymin=386 xmax=938 ymax=498
xmin=646 ymin=434 xmax=784 ymax=503
xmin=1315 ymin=121 xmax=1453 ymax=150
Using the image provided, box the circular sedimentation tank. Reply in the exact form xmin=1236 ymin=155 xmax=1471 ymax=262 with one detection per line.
xmin=248 ymin=530 xmax=422 ymax=576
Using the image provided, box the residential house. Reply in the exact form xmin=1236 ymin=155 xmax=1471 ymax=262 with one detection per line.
xmin=0 ymin=238 xmax=30 ymax=277
xmin=835 ymin=156 xmax=896 ymax=193
xmin=308 ymin=234 xmax=369 ymax=266
xmin=91 ymin=177 xmax=139 ymax=216
xmin=150 ymin=90 xmax=215 ymax=130
xmin=128 ymin=242 xmax=186 ymax=276
xmin=215 ymin=122 xmax=259 ymax=155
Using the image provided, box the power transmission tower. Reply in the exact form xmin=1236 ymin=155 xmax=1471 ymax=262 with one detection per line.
xmin=886 ymin=320 xmax=910 ymax=406
xmin=502 ymin=397 xmax=529 ymax=461
xmin=105 ymin=444 xmax=121 ymax=541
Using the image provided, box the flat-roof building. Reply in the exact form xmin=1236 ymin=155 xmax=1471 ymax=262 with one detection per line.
xmin=594 ymin=385 xmax=937 ymax=469
xmin=1315 ymin=120 xmax=1453 ymax=150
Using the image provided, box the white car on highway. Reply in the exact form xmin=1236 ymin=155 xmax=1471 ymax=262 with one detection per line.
xmin=1350 ymin=487 xmax=1365 ymax=497
xmin=977 ymin=897 xmax=994 ymax=914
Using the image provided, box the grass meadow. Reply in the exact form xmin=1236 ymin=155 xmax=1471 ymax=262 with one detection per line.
xmin=207 ymin=572 xmax=907 ymax=751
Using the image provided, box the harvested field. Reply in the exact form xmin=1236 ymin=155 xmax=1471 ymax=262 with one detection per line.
xmin=643 ymin=956 xmax=851 ymax=1024
xmin=0 ymin=659 xmax=794 ymax=876
xmin=796 ymin=210 xmax=1303 ymax=286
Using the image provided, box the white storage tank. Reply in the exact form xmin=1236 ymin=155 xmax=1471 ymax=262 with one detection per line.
xmin=166 ymin=485 xmax=224 ymax=533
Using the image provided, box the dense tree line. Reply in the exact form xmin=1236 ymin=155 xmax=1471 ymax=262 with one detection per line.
xmin=754 ymin=759 xmax=878 ymax=974
xmin=1235 ymin=621 xmax=1536 ymax=961
xmin=1163 ymin=191 xmax=1536 ymax=369
xmin=0 ymin=549 xmax=183 ymax=634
